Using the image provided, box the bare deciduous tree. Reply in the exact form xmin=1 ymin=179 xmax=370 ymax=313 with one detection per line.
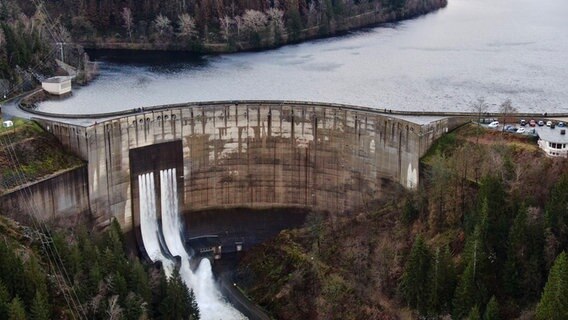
xmin=471 ymin=97 xmax=489 ymax=144
xmin=154 ymin=14 xmax=172 ymax=36
xmin=177 ymin=13 xmax=198 ymax=39
xmin=106 ymin=295 xmax=123 ymax=320
xmin=499 ymin=98 xmax=517 ymax=130
xmin=307 ymin=1 xmax=319 ymax=27
xmin=121 ymin=7 xmax=134 ymax=41
xmin=234 ymin=15 xmax=243 ymax=39
xmin=266 ymin=8 xmax=285 ymax=38
xmin=0 ymin=29 xmax=5 ymax=47
xmin=241 ymin=10 xmax=268 ymax=34
xmin=31 ymin=3 xmax=48 ymax=37
xmin=219 ymin=15 xmax=233 ymax=43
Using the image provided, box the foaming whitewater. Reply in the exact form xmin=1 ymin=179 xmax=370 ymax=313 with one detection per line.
xmin=139 ymin=169 xmax=246 ymax=320
xmin=138 ymin=173 xmax=173 ymax=274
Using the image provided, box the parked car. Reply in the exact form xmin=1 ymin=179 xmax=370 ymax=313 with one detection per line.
xmin=516 ymin=127 xmax=526 ymax=134
xmin=529 ymin=119 xmax=536 ymax=127
xmin=546 ymin=120 xmax=553 ymax=127
xmin=558 ymin=122 xmax=565 ymax=127
xmin=520 ymin=119 xmax=527 ymax=126
xmin=538 ymin=120 xmax=545 ymax=126
xmin=488 ymin=121 xmax=500 ymax=128
xmin=506 ymin=126 xmax=517 ymax=133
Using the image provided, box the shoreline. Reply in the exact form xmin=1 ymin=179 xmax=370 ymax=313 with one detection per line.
xmin=78 ymin=1 xmax=447 ymax=55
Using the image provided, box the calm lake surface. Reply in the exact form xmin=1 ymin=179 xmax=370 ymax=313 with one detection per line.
xmin=39 ymin=0 xmax=568 ymax=114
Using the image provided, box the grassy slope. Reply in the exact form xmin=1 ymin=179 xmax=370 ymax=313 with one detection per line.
xmin=0 ymin=118 xmax=83 ymax=194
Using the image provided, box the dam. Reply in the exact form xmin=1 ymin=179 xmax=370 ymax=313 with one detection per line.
xmin=1 ymin=100 xmax=471 ymax=319
xmin=29 ymin=100 xmax=469 ymax=234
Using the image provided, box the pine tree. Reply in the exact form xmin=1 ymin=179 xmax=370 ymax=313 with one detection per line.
xmin=400 ymin=235 xmax=432 ymax=316
xmin=468 ymin=305 xmax=481 ymax=320
xmin=535 ymin=252 xmax=568 ymax=320
xmin=7 ymin=296 xmax=26 ymax=320
xmin=402 ymin=197 xmax=419 ymax=226
xmin=545 ymin=174 xmax=568 ymax=262
xmin=159 ymin=269 xmax=200 ymax=320
xmin=454 ymin=215 xmax=490 ymax=320
xmin=484 ymin=296 xmax=499 ymax=320
xmin=504 ymin=206 xmax=545 ymax=302
xmin=429 ymin=245 xmax=456 ymax=316
xmin=29 ymin=291 xmax=50 ymax=320
xmin=0 ymin=281 xmax=10 ymax=318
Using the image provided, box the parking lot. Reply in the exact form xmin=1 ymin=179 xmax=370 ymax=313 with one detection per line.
xmin=482 ymin=118 xmax=566 ymax=136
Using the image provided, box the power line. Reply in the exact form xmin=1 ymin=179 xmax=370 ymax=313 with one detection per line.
xmin=0 ymin=132 xmax=87 ymax=319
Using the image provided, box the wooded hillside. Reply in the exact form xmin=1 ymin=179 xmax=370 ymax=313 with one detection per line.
xmin=236 ymin=123 xmax=568 ymax=319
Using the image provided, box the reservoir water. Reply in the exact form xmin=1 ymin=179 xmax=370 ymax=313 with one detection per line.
xmin=38 ymin=0 xmax=568 ymax=114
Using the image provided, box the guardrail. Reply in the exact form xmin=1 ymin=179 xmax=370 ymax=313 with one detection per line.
xmin=17 ymin=91 xmax=568 ymax=121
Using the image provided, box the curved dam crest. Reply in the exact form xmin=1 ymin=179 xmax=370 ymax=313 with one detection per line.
xmin=34 ymin=101 xmax=470 ymax=232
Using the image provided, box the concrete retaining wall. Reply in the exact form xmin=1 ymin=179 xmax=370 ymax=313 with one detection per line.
xmin=34 ymin=101 xmax=469 ymax=232
xmin=0 ymin=166 xmax=90 ymax=226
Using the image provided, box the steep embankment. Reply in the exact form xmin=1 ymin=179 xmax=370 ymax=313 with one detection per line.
xmin=236 ymin=123 xmax=568 ymax=319
xmin=32 ymin=0 xmax=447 ymax=52
xmin=0 ymin=216 xmax=200 ymax=319
xmin=0 ymin=118 xmax=83 ymax=194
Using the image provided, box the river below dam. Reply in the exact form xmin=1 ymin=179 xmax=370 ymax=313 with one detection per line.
xmin=38 ymin=0 xmax=568 ymax=114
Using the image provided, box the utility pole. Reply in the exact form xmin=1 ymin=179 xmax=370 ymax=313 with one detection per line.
xmin=56 ymin=42 xmax=65 ymax=63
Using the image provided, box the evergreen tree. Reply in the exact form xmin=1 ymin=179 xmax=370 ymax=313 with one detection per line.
xmin=0 ymin=281 xmax=10 ymax=318
xmin=7 ymin=296 xmax=26 ymax=320
xmin=429 ymin=245 xmax=456 ymax=316
xmin=29 ymin=291 xmax=50 ymax=320
xmin=468 ymin=305 xmax=481 ymax=320
xmin=454 ymin=214 xmax=490 ymax=320
xmin=536 ymin=252 xmax=568 ymax=320
xmin=127 ymin=258 xmax=151 ymax=302
xmin=159 ymin=269 xmax=200 ymax=320
xmin=122 ymin=293 xmax=144 ymax=320
xmin=484 ymin=296 xmax=499 ymax=320
xmin=545 ymin=174 xmax=568 ymax=262
xmin=401 ymin=198 xmax=419 ymax=226
xmin=504 ymin=206 xmax=545 ymax=302
xmin=400 ymin=235 xmax=432 ymax=316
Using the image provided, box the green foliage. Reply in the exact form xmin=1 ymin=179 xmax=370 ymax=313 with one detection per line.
xmin=286 ymin=9 xmax=303 ymax=41
xmin=453 ymin=212 xmax=491 ymax=319
xmin=400 ymin=235 xmax=431 ymax=315
xmin=29 ymin=291 xmax=50 ymax=320
xmin=536 ymin=252 xmax=568 ymax=320
xmin=468 ymin=305 xmax=481 ymax=320
xmin=504 ymin=206 xmax=545 ymax=302
xmin=401 ymin=197 xmax=419 ymax=226
xmin=484 ymin=296 xmax=500 ymax=320
xmin=7 ymin=296 xmax=26 ymax=320
xmin=0 ymin=281 xmax=10 ymax=318
xmin=159 ymin=269 xmax=200 ymax=320
xmin=429 ymin=245 xmax=456 ymax=316
xmin=545 ymin=174 xmax=568 ymax=260
xmin=0 ymin=214 xmax=199 ymax=319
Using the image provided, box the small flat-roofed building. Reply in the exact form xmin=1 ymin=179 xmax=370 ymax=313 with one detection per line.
xmin=536 ymin=126 xmax=568 ymax=158
xmin=41 ymin=76 xmax=72 ymax=95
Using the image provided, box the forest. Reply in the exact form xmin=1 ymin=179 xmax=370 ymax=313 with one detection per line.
xmin=236 ymin=123 xmax=568 ymax=319
xmin=0 ymin=218 xmax=200 ymax=319
xmin=0 ymin=0 xmax=446 ymax=97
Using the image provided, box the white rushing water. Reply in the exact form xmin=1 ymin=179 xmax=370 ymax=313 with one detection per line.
xmin=138 ymin=173 xmax=174 ymax=274
xmin=139 ymin=169 xmax=245 ymax=320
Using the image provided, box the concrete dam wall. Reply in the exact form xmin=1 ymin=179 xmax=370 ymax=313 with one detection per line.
xmin=35 ymin=101 xmax=470 ymax=232
xmin=0 ymin=166 xmax=90 ymax=226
